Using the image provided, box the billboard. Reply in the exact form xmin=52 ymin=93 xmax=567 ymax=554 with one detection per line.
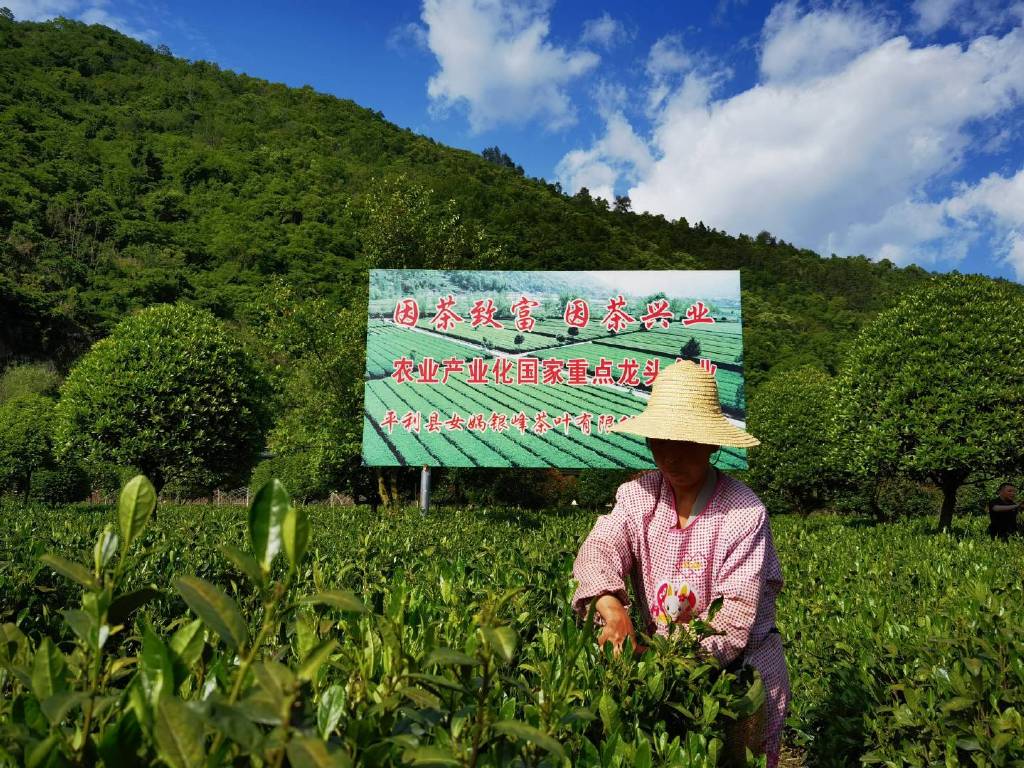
xmin=361 ymin=269 xmax=749 ymax=470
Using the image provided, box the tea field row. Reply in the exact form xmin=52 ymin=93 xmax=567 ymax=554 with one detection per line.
xmin=2 ymin=499 xmax=1020 ymax=765
xmin=361 ymin=376 xmax=748 ymax=470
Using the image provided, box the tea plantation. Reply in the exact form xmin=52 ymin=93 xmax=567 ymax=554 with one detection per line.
xmin=2 ymin=485 xmax=1022 ymax=767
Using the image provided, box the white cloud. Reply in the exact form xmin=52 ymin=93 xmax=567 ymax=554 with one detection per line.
xmin=646 ymin=34 xmax=692 ymax=79
xmin=556 ymin=5 xmax=1024 ymax=277
xmin=913 ymin=0 xmax=1024 ymax=35
xmin=387 ymin=21 xmax=430 ymax=53
xmin=8 ymin=0 xmax=155 ymax=39
xmin=6 ymin=0 xmax=78 ymax=20
xmin=912 ymin=0 xmax=961 ymax=34
xmin=580 ymin=12 xmax=627 ymax=49
xmin=947 ymin=167 xmax=1024 ymax=224
xmin=944 ymin=167 xmax=1024 ymax=275
xmin=421 ymin=0 xmax=599 ymax=132
xmin=760 ymin=1 xmax=891 ymax=82
xmin=835 ymin=198 xmax=966 ymax=267
xmin=643 ymin=34 xmax=723 ymax=115
xmin=591 ymin=79 xmax=628 ymax=113
xmin=555 ymin=110 xmax=653 ymax=203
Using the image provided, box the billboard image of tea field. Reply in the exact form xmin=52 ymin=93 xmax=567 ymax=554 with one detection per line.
xmin=362 ymin=269 xmax=749 ymax=470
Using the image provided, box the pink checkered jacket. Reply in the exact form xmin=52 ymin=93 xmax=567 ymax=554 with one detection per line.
xmin=571 ymin=468 xmax=790 ymax=766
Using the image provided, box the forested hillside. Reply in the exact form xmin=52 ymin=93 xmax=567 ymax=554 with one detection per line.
xmin=1 ymin=14 xmax=933 ymax=386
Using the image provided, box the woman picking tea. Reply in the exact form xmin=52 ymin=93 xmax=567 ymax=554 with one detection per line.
xmin=571 ymin=360 xmax=790 ymax=766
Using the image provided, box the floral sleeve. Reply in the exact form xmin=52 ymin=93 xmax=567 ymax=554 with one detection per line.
xmin=699 ymin=507 xmax=768 ymax=664
xmin=571 ymin=485 xmax=636 ymax=618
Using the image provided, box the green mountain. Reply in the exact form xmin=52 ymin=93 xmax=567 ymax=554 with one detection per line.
xmin=1 ymin=15 xmax=933 ymax=387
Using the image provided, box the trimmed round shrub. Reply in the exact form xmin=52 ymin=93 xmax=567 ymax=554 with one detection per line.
xmin=747 ymin=365 xmax=838 ymax=515
xmin=30 ymin=461 xmax=91 ymax=503
xmin=833 ymin=274 xmax=1024 ymax=530
xmin=55 ymin=303 xmax=271 ymax=493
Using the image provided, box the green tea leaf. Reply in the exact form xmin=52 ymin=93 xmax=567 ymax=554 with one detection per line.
xmin=941 ymin=696 xmax=975 ymax=713
xmin=706 ymin=595 xmax=724 ymax=623
xmin=94 ymin=524 xmax=118 ymax=574
xmin=634 ymin=738 xmax=652 ymax=768
xmin=236 ymin=690 xmax=283 ymax=726
xmin=282 ymin=503 xmax=310 ymax=568
xmin=317 ymin=684 xmax=346 ymax=739
xmin=424 ymin=647 xmax=475 ymax=667
xmin=402 ymin=685 xmax=441 ymax=709
xmin=481 ymin=625 xmax=518 ymax=663
xmin=26 ymin=733 xmax=61 ymax=768
xmin=302 ymin=590 xmax=368 ymax=613
xmin=118 ymin=475 xmax=156 ymax=552
xmin=294 ymin=610 xmax=317 ymax=660
xmin=405 ymin=672 xmax=466 ymax=693
xmin=174 ymin=576 xmax=249 ymax=652
xmin=254 ymin=660 xmax=295 ymax=703
xmin=40 ymin=553 xmax=98 ymax=589
xmin=732 ymin=672 xmax=765 ymax=718
xmin=560 ymin=708 xmax=596 ymax=726
xmin=286 ymin=735 xmax=352 ymax=768
xmin=154 ymin=697 xmax=205 ymax=768
xmin=97 ymin=710 xmax=143 ymax=767
xmin=208 ymin=699 xmax=263 ymax=752
xmin=598 ymin=690 xmax=619 ymax=734
xmin=169 ymin=619 xmax=206 ymax=669
xmin=220 ymin=544 xmax=263 ymax=586
xmin=62 ymin=609 xmax=95 ymax=648
xmin=249 ymin=478 xmax=290 ymax=573
xmin=31 ymin=639 xmax=68 ymax=701
xmin=40 ymin=691 xmax=88 ymax=725
xmin=493 ymin=719 xmax=566 ymax=759
xmin=403 ymin=746 xmax=461 ymax=766
xmin=141 ymin=623 xmax=174 ymax=705
xmin=298 ymin=638 xmax=337 ymax=682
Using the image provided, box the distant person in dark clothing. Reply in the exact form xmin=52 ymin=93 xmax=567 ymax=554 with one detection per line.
xmin=988 ymin=483 xmax=1021 ymax=540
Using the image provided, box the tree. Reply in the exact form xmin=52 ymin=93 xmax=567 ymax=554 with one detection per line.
xmin=0 ymin=394 xmax=55 ymax=498
xmin=480 ymin=146 xmax=524 ymax=175
xmin=54 ymin=303 xmax=271 ymax=494
xmin=832 ymin=275 xmax=1024 ymax=530
xmin=613 ymin=195 xmax=632 ymax=213
xmin=360 ymin=175 xmax=503 ymax=271
xmin=248 ymin=285 xmax=383 ymax=503
xmin=680 ymin=337 xmax=701 ymax=361
xmin=747 ymin=367 xmax=838 ymax=515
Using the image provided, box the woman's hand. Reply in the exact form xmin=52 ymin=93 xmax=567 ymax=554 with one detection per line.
xmin=595 ymin=594 xmax=641 ymax=655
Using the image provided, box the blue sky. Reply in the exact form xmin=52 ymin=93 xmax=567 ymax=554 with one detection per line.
xmin=9 ymin=0 xmax=1024 ymax=281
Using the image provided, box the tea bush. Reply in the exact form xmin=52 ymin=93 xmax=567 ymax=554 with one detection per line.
xmin=0 ymin=480 xmax=763 ymax=767
xmin=29 ymin=462 xmax=92 ymax=504
xmin=4 ymin=486 xmax=1024 ymax=765
xmin=781 ymin=514 xmax=1024 ymax=766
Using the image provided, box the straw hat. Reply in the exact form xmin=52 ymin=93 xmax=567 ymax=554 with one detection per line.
xmin=608 ymin=360 xmax=759 ymax=448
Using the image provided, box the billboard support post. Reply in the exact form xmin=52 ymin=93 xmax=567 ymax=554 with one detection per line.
xmin=420 ymin=465 xmax=431 ymax=514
